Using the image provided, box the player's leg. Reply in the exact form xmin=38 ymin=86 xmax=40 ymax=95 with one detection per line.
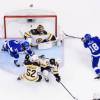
xmin=36 ymin=75 xmax=42 ymax=82
xmin=12 ymin=52 xmax=20 ymax=67
xmin=43 ymin=70 xmax=49 ymax=82
xmin=41 ymin=67 xmax=51 ymax=82
xmin=92 ymin=56 xmax=100 ymax=79
xmin=17 ymin=75 xmax=26 ymax=81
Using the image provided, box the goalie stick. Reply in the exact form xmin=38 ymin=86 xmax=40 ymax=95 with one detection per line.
xmin=63 ymin=31 xmax=82 ymax=39
xmin=59 ymin=81 xmax=78 ymax=100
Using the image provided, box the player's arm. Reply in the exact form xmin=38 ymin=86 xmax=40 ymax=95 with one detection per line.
xmin=54 ymin=73 xmax=61 ymax=82
xmin=94 ymin=36 xmax=100 ymax=43
xmin=24 ymin=32 xmax=31 ymax=39
xmin=52 ymin=66 xmax=61 ymax=82
xmin=26 ymin=48 xmax=34 ymax=56
xmin=47 ymin=33 xmax=56 ymax=41
xmin=43 ymin=30 xmax=48 ymax=35
xmin=83 ymin=42 xmax=88 ymax=48
xmin=42 ymin=33 xmax=56 ymax=42
xmin=30 ymin=29 xmax=37 ymax=35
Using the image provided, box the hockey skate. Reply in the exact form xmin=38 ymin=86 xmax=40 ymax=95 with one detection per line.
xmin=1 ymin=45 xmax=7 ymax=51
xmin=44 ymin=77 xmax=49 ymax=82
xmin=1 ymin=46 xmax=4 ymax=51
xmin=14 ymin=60 xmax=20 ymax=67
xmin=17 ymin=77 xmax=21 ymax=80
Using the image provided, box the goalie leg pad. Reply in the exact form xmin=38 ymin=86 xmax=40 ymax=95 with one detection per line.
xmin=38 ymin=42 xmax=53 ymax=49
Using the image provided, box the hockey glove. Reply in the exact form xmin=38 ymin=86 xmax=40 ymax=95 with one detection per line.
xmin=81 ymin=37 xmax=84 ymax=42
xmin=54 ymin=74 xmax=61 ymax=82
xmin=81 ymin=37 xmax=87 ymax=43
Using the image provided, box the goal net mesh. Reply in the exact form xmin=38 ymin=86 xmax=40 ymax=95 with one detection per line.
xmin=4 ymin=9 xmax=57 ymax=39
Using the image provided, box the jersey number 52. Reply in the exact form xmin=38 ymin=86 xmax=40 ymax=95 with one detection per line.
xmin=27 ymin=69 xmax=36 ymax=77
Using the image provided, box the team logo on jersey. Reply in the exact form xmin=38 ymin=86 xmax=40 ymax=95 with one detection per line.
xmin=36 ymin=38 xmax=43 ymax=43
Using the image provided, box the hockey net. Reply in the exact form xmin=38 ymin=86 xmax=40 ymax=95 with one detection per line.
xmin=3 ymin=9 xmax=57 ymax=39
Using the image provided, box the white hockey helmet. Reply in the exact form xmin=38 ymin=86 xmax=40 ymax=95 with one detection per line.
xmin=30 ymin=54 xmax=39 ymax=62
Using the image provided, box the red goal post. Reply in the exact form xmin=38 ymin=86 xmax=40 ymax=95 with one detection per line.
xmin=4 ymin=15 xmax=57 ymax=39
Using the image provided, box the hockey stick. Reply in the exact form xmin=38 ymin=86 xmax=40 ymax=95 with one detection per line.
xmin=59 ymin=81 xmax=78 ymax=100
xmin=63 ymin=31 xmax=82 ymax=39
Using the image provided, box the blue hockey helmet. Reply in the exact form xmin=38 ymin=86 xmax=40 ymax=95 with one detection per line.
xmin=22 ymin=41 xmax=29 ymax=50
xmin=84 ymin=34 xmax=91 ymax=41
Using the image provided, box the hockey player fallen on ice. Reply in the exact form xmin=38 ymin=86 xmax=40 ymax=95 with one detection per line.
xmin=1 ymin=40 xmax=34 ymax=67
xmin=24 ymin=24 xmax=56 ymax=45
xmin=38 ymin=55 xmax=61 ymax=82
xmin=81 ymin=34 xmax=100 ymax=79
xmin=17 ymin=54 xmax=42 ymax=82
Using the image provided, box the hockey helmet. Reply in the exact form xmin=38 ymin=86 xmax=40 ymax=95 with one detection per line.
xmin=22 ymin=41 xmax=29 ymax=50
xmin=37 ymin=25 xmax=44 ymax=32
xmin=49 ymin=58 xmax=56 ymax=65
xmin=30 ymin=54 xmax=39 ymax=62
xmin=84 ymin=34 xmax=91 ymax=41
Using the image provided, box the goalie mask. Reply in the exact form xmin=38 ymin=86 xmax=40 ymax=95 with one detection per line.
xmin=37 ymin=25 xmax=44 ymax=33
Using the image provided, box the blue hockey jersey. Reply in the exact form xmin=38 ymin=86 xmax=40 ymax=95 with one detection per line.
xmin=7 ymin=40 xmax=22 ymax=52
xmin=6 ymin=40 xmax=33 ymax=55
xmin=83 ymin=37 xmax=100 ymax=56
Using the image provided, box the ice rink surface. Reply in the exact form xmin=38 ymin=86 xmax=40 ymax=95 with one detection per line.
xmin=0 ymin=38 xmax=100 ymax=100
xmin=0 ymin=0 xmax=100 ymax=99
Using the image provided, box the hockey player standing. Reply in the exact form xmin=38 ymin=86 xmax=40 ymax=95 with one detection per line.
xmin=1 ymin=40 xmax=34 ymax=67
xmin=82 ymin=34 xmax=100 ymax=79
xmin=39 ymin=55 xmax=61 ymax=82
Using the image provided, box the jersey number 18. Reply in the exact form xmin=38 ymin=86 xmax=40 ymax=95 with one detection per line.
xmin=89 ymin=43 xmax=99 ymax=53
